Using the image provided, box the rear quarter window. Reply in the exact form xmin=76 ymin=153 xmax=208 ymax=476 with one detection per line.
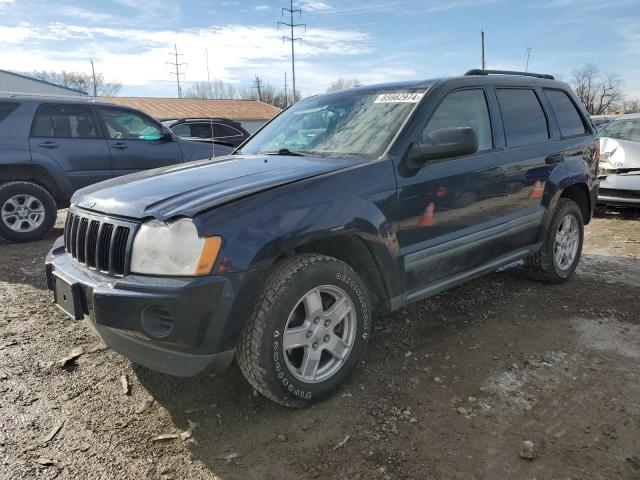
xmin=496 ymin=89 xmax=549 ymax=147
xmin=545 ymin=89 xmax=586 ymax=137
xmin=0 ymin=102 xmax=19 ymax=123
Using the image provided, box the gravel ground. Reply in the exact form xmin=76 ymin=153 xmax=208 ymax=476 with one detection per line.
xmin=1 ymin=210 xmax=639 ymax=480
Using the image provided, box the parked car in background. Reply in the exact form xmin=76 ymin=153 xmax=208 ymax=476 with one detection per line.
xmin=162 ymin=118 xmax=250 ymax=148
xmin=591 ymin=115 xmax=617 ymax=131
xmin=0 ymin=95 xmax=232 ymax=243
xmin=46 ymin=70 xmax=599 ymax=407
xmin=597 ymin=113 xmax=640 ymax=208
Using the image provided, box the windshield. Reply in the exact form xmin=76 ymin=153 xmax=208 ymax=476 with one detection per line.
xmin=239 ymin=89 xmax=427 ymax=159
xmin=600 ymin=117 xmax=640 ymax=143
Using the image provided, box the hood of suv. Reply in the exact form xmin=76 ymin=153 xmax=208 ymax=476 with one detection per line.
xmin=72 ymin=154 xmax=358 ymax=220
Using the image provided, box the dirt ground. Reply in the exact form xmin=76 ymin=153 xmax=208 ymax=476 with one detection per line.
xmin=1 ymin=209 xmax=639 ymax=480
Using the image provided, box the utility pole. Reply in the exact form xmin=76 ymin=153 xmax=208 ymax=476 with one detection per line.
xmin=167 ymin=44 xmax=186 ymax=98
xmin=90 ymin=58 xmax=98 ymax=97
xmin=254 ymin=75 xmax=263 ymax=101
xmin=481 ymin=29 xmax=485 ymax=70
xmin=278 ymin=0 xmax=305 ymax=104
xmin=205 ymin=48 xmax=211 ymax=83
xmin=525 ymin=47 xmax=532 ymax=72
xmin=284 ymin=71 xmax=288 ymax=108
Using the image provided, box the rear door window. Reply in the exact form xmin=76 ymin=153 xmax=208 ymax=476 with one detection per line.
xmin=31 ymin=104 xmax=98 ymax=139
xmin=0 ymin=102 xmax=19 ymax=123
xmin=215 ymin=124 xmax=243 ymax=138
xmin=190 ymin=123 xmax=214 ymax=138
xmin=544 ymin=89 xmax=586 ymax=137
xmin=496 ymin=89 xmax=549 ymax=147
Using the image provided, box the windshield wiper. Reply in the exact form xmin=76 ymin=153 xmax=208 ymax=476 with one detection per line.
xmin=258 ymin=148 xmax=307 ymax=157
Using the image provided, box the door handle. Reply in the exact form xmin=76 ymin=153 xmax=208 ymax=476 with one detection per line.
xmin=38 ymin=141 xmax=58 ymax=148
xmin=111 ymin=142 xmax=128 ymax=150
xmin=545 ymin=153 xmax=564 ymax=165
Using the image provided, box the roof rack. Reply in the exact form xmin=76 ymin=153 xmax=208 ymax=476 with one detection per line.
xmin=464 ymin=69 xmax=555 ymax=80
xmin=0 ymin=91 xmax=94 ymax=100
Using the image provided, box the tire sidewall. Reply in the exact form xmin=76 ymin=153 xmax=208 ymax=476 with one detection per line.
xmin=548 ymin=200 xmax=584 ymax=280
xmin=262 ymin=260 xmax=370 ymax=404
xmin=0 ymin=182 xmax=57 ymax=243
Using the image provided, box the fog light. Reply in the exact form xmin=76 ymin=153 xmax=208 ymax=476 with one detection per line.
xmin=141 ymin=305 xmax=174 ymax=338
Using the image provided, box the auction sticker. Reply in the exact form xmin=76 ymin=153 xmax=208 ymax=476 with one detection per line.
xmin=374 ymin=92 xmax=425 ymax=103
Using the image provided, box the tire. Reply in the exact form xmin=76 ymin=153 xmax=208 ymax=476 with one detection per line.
xmin=237 ymin=254 xmax=371 ymax=407
xmin=524 ymin=198 xmax=584 ymax=283
xmin=0 ymin=181 xmax=57 ymax=243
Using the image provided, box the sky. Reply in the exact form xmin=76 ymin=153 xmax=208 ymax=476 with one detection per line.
xmin=1 ymin=0 xmax=639 ymax=99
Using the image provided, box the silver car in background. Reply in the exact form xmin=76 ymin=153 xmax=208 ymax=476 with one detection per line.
xmin=597 ymin=113 xmax=640 ymax=208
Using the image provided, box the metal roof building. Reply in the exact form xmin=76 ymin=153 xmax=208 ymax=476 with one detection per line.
xmin=103 ymin=97 xmax=281 ymax=133
xmin=0 ymin=70 xmax=87 ymax=97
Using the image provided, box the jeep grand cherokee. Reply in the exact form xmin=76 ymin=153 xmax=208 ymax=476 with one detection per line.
xmin=46 ymin=70 xmax=599 ymax=407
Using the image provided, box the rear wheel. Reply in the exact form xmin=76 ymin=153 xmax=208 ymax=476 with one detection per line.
xmin=237 ymin=254 xmax=371 ymax=407
xmin=524 ymin=198 xmax=584 ymax=283
xmin=0 ymin=181 xmax=57 ymax=243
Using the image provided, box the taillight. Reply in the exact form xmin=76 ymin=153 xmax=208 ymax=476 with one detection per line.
xmin=593 ymin=139 xmax=600 ymax=173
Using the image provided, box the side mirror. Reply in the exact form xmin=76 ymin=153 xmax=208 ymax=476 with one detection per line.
xmin=161 ymin=126 xmax=174 ymax=141
xmin=409 ymin=127 xmax=479 ymax=164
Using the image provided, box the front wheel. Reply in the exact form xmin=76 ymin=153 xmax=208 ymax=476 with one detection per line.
xmin=0 ymin=181 xmax=57 ymax=243
xmin=524 ymin=198 xmax=584 ymax=283
xmin=237 ymin=254 xmax=371 ymax=407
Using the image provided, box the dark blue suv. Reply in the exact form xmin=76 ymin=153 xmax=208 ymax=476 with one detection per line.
xmin=45 ymin=71 xmax=599 ymax=407
xmin=0 ymin=95 xmax=232 ymax=242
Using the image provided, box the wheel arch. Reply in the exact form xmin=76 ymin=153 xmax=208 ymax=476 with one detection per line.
xmin=0 ymin=164 xmax=63 ymax=204
xmin=559 ymin=182 xmax=591 ymax=225
xmin=290 ymin=233 xmax=393 ymax=313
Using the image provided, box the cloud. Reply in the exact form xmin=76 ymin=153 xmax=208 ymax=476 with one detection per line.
xmin=0 ymin=22 xmax=370 ymax=94
xmin=300 ymin=1 xmax=333 ymax=11
xmin=427 ymin=0 xmax=497 ymax=13
xmin=254 ymin=5 xmax=270 ymax=11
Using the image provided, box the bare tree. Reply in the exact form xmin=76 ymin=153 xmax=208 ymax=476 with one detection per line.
xmin=184 ymin=80 xmax=239 ymax=99
xmin=623 ymin=98 xmax=640 ymax=114
xmin=326 ymin=78 xmax=362 ymax=93
xmin=237 ymin=81 xmax=300 ymax=109
xmin=571 ymin=64 xmax=623 ymax=115
xmin=32 ymin=70 xmax=122 ymax=96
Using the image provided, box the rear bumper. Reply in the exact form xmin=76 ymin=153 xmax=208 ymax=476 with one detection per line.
xmin=45 ymin=236 xmax=260 ymax=377
xmin=597 ymin=174 xmax=640 ymax=206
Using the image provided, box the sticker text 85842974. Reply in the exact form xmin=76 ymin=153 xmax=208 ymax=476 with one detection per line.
xmin=374 ymin=92 xmax=425 ymax=104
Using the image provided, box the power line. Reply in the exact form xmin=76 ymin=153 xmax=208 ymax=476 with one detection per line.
xmin=254 ymin=75 xmax=263 ymax=101
xmin=205 ymin=48 xmax=211 ymax=84
xmin=525 ymin=47 xmax=532 ymax=72
xmin=278 ymin=0 xmax=305 ymax=105
xmin=284 ymin=71 xmax=288 ymax=108
xmin=90 ymin=58 xmax=97 ymax=97
xmin=167 ymin=44 xmax=187 ymax=98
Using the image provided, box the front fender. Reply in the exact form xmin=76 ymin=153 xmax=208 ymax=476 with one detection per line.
xmin=194 ymin=160 xmax=402 ymax=298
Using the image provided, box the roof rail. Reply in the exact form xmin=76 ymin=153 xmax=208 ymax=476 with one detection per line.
xmin=464 ymin=69 xmax=555 ymax=80
xmin=0 ymin=91 xmax=94 ymax=100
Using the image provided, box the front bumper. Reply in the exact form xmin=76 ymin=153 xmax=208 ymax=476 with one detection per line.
xmin=597 ymin=173 xmax=640 ymax=206
xmin=45 ymin=236 xmax=260 ymax=377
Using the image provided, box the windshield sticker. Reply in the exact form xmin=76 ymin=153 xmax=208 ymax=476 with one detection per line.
xmin=374 ymin=92 xmax=425 ymax=104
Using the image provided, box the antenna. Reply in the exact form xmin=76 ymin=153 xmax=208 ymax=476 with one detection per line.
xmin=481 ymin=29 xmax=485 ymax=70
xmin=525 ymin=47 xmax=532 ymax=72
xmin=167 ymin=44 xmax=187 ymax=98
xmin=278 ymin=0 xmax=305 ymax=105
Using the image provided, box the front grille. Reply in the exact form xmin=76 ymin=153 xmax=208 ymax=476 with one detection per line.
xmin=64 ymin=209 xmax=137 ymax=276
xmin=599 ymin=188 xmax=640 ymax=200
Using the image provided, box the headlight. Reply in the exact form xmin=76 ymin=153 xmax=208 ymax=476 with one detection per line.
xmin=130 ymin=218 xmax=221 ymax=276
